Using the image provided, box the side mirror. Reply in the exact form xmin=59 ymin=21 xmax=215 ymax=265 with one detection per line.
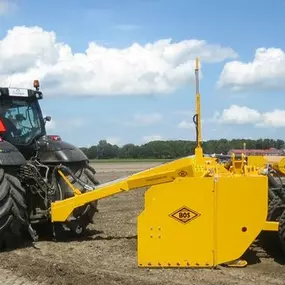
xmin=44 ymin=116 xmax=51 ymax=124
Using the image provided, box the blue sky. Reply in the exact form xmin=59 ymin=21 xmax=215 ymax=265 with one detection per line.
xmin=0 ymin=0 xmax=285 ymax=147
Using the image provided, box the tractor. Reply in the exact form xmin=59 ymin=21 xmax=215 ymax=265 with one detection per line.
xmin=0 ymin=81 xmax=99 ymax=248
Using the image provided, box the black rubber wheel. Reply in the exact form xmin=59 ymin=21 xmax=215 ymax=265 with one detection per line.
xmin=53 ymin=161 xmax=100 ymax=238
xmin=268 ymin=197 xmax=285 ymax=221
xmin=0 ymin=168 xmax=28 ymax=249
xmin=261 ymin=195 xmax=285 ymax=256
xmin=278 ymin=210 xmax=285 ymax=253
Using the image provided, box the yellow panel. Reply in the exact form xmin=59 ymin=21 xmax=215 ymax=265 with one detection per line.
xmin=215 ymin=175 xmax=268 ymax=264
xmin=247 ymin=156 xmax=266 ymax=168
xmin=137 ymin=177 xmax=214 ymax=267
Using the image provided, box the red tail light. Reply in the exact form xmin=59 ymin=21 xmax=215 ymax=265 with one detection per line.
xmin=48 ymin=135 xmax=61 ymax=141
xmin=0 ymin=120 xmax=6 ymax=132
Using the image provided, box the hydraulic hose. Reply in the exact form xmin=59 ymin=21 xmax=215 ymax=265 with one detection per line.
xmin=192 ymin=114 xmax=199 ymax=147
xmin=54 ymin=165 xmax=94 ymax=191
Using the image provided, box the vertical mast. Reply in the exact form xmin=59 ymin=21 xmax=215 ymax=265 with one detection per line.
xmin=194 ymin=57 xmax=203 ymax=158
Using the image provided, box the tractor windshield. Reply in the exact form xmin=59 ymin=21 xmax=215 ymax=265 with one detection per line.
xmin=0 ymin=98 xmax=45 ymax=145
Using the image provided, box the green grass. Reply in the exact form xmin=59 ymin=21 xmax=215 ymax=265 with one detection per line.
xmin=89 ymin=158 xmax=171 ymax=163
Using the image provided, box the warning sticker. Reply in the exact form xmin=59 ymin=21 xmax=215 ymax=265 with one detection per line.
xmin=170 ymin=206 xmax=200 ymax=224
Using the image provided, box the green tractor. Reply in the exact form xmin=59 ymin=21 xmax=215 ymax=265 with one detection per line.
xmin=0 ymin=80 xmax=99 ymax=248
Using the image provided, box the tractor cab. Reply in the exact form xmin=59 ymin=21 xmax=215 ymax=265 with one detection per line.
xmin=0 ymin=81 xmax=47 ymax=148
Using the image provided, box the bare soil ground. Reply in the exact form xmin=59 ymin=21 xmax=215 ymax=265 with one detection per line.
xmin=0 ymin=162 xmax=285 ymax=285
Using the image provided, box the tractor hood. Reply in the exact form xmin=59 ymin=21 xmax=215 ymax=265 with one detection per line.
xmin=36 ymin=135 xmax=88 ymax=164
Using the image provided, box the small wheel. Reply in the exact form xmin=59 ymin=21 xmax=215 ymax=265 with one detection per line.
xmin=52 ymin=161 xmax=99 ymax=239
xmin=74 ymin=225 xmax=83 ymax=235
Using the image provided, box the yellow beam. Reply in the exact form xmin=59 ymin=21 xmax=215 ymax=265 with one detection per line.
xmin=263 ymin=221 xmax=279 ymax=231
xmin=51 ymin=156 xmax=203 ymax=222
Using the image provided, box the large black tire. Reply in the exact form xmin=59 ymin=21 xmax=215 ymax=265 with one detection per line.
xmin=268 ymin=197 xmax=285 ymax=221
xmin=0 ymin=168 xmax=28 ymax=249
xmin=278 ymin=210 xmax=285 ymax=253
xmin=261 ymin=194 xmax=285 ymax=256
xmin=53 ymin=161 xmax=99 ymax=237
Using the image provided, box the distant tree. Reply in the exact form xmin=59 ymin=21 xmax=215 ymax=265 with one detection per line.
xmin=79 ymin=147 xmax=88 ymax=156
xmin=87 ymin=145 xmax=98 ymax=159
xmin=81 ymin=138 xmax=285 ymax=160
xmin=97 ymin=140 xmax=117 ymax=159
xmin=118 ymin=144 xmax=140 ymax=158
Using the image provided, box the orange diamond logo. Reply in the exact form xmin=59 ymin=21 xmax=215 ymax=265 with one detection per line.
xmin=170 ymin=206 xmax=200 ymax=224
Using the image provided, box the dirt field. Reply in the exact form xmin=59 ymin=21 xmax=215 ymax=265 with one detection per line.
xmin=0 ymin=162 xmax=285 ymax=285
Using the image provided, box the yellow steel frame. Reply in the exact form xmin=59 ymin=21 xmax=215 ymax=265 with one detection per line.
xmin=51 ymin=153 xmax=278 ymax=267
xmin=50 ymin=58 xmax=280 ymax=268
xmin=51 ymin=156 xmax=211 ymax=222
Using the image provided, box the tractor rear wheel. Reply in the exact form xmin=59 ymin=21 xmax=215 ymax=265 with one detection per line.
xmin=0 ymin=168 xmax=27 ymax=249
xmin=53 ymin=161 xmax=99 ymax=238
xmin=278 ymin=210 xmax=285 ymax=253
xmin=278 ymin=206 xmax=285 ymax=251
xmin=268 ymin=197 xmax=285 ymax=221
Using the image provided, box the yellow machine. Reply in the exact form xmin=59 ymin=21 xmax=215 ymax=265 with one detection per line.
xmin=50 ymin=58 xmax=285 ymax=268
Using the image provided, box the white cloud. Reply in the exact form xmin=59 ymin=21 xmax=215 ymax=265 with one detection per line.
xmin=177 ymin=120 xmax=195 ymax=129
xmin=261 ymin=110 xmax=285 ymax=127
xmin=143 ymin=135 xmax=164 ymax=142
xmin=215 ymin=105 xmax=285 ymax=127
xmin=0 ymin=26 xmax=237 ymax=96
xmin=0 ymin=0 xmax=17 ymax=15
xmin=218 ymin=47 xmax=285 ymax=91
xmin=127 ymin=112 xmax=163 ymax=126
xmin=216 ymin=105 xmax=261 ymax=124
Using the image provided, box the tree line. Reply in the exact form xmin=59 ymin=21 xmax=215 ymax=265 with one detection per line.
xmin=79 ymin=139 xmax=285 ymax=160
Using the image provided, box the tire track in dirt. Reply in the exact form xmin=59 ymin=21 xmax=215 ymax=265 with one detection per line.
xmin=0 ymin=267 xmax=41 ymax=285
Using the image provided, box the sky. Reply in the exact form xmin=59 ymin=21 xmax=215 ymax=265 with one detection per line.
xmin=0 ymin=0 xmax=285 ymax=147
